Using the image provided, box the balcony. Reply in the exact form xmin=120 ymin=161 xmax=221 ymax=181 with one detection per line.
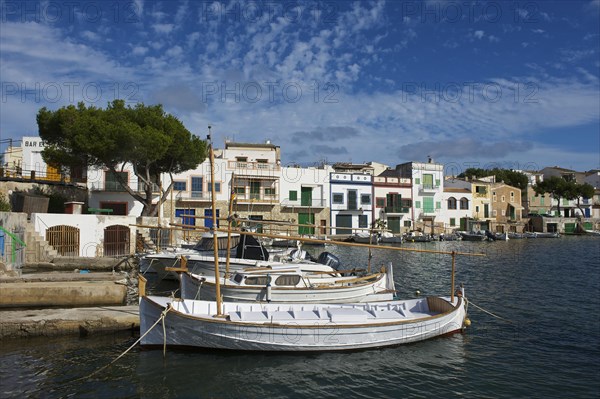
xmin=384 ymin=206 xmax=409 ymax=214
xmin=419 ymin=184 xmax=440 ymax=193
xmin=281 ymin=199 xmax=327 ymax=208
xmin=227 ymin=160 xmax=280 ymax=173
xmin=421 ymin=207 xmax=436 ymax=215
xmin=235 ymin=193 xmax=279 ymax=204
xmin=175 ymin=191 xmax=212 ymax=201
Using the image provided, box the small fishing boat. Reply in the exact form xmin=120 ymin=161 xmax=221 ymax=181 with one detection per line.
xmin=457 ymin=231 xmax=486 ymax=241
xmin=179 ymin=263 xmax=395 ymax=303
xmin=139 ymin=287 xmax=467 ymax=351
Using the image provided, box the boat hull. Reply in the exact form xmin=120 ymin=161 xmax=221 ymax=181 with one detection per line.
xmin=139 ymin=295 xmax=466 ymax=351
xmin=180 ymin=272 xmax=394 ymax=303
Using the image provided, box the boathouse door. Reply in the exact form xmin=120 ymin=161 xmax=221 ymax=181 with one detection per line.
xmin=335 ymin=214 xmax=352 ymax=235
xmin=204 ymin=209 xmax=220 ymax=228
xmin=298 ymin=213 xmax=315 ymax=235
xmin=104 ymin=225 xmax=130 ymax=256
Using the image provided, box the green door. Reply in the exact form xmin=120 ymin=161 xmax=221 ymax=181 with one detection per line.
xmin=484 ymin=204 xmax=490 ymax=218
xmin=301 ymin=187 xmax=312 ymax=207
xmin=298 ymin=213 xmax=315 ymax=235
xmin=336 ymin=214 xmax=353 ymax=235
xmin=250 ymin=181 xmax=260 ymax=200
xmin=387 ymin=217 xmax=401 ymax=233
xmin=347 ymin=190 xmax=357 ymax=210
xmin=423 ymin=197 xmax=434 ymax=213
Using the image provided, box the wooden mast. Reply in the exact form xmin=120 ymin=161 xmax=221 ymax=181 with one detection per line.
xmin=225 ymin=172 xmax=235 ymax=280
xmin=208 ymin=126 xmax=223 ymax=316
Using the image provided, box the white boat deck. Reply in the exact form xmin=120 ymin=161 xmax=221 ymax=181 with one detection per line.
xmin=154 ymin=296 xmax=443 ymax=324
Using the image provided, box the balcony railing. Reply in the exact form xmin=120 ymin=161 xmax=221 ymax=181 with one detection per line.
xmin=281 ymin=199 xmax=327 ymax=208
xmin=228 ymin=161 xmax=280 ymax=172
xmin=420 ymin=184 xmax=439 ymax=192
xmin=421 ymin=207 xmax=436 ymax=215
xmin=175 ymin=191 xmax=212 ymax=201
xmin=235 ymin=193 xmax=279 ymax=204
xmin=384 ymin=206 xmax=409 ymax=214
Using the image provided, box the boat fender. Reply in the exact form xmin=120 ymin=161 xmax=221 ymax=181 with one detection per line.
xmin=266 ymin=274 xmax=272 ymax=302
xmin=464 ymin=318 xmax=472 ymax=327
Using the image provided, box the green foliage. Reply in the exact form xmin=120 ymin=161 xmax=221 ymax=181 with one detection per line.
xmin=458 ymin=168 xmax=528 ymax=190
xmin=31 ymin=186 xmax=70 ymax=213
xmin=37 ymin=100 xmax=207 ymax=216
xmin=0 ymin=194 xmax=11 ymax=212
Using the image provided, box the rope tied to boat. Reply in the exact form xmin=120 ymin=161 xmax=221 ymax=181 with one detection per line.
xmin=72 ymin=304 xmax=172 ymax=382
xmin=467 ymin=299 xmax=513 ymax=323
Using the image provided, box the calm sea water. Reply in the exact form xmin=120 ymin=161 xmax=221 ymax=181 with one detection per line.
xmin=1 ymin=236 xmax=599 ymax=398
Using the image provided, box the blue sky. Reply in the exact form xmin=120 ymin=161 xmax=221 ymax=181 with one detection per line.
xmin=1 ymin=0 xmax=599 ymax=173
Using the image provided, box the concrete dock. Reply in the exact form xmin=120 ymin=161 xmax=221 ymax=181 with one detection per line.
xmin=0 ymin=269 xmax=140 ymax=339
xmin=0 ymin=305 xmax=139 ymax=339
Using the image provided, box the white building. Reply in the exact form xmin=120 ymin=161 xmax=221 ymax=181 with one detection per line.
xmin=279 ymin=165 xmax=332 ymax=235
xmin=330 ymin=172 xmax=373 ymax=235
xmin=372 ymin=169 xmax=412 ymax=234
xmin=441 ymin=178 xmax=473 ymax=231
xmin=396 ymin=159 xmax=445 ymax=233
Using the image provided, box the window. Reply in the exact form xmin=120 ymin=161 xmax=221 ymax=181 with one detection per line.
xmin=289 ymin=190 xmax=297 ymax=201
xmin=347 ymin=190 xmax=358 ymax=210
xmin=501 ymin=209 xmax=506 ymax=216
xmin=208 ymin=181 xmax=221 ymax=192
xmin=476 ymin=186 xmax=487 ymax=194
xmin=415 ymin=201 xmax=421 ymax=209
xmin=540 ymin=197 xmax=545 ymax=206
xmin=501 ymin=195 xmax=505 ymax=203
xmin=376 ymin=197 xmax=386 ymax=208
xmin=274 ymin=275 xmax=301 ymax=286
xmin=264 ymin=187 xmax=276 ymax=195
xmin=105 ymin=171 xmax=128 ymax=191
xmin=476 ymin=205 xmax=480 ymax=213
xmin=245 ymin=276 xmax=271 ymax=286
xmin=173 ymin=181 xmax=187 ymax=191
xmin=404 ymin=220 xmax=412 ymax=227
xmin=492 ymin=192 xmax=497 ymax=202
xmin=436 ymin=201 xmax=441 ymax=209
xmin=361 ymin=194 xmax=371 ymax=205
xmin=234 ymin=186 xmax=246 ymax=194
xmin=448 ymin=197 xmax=457 ymax=210
xmin=460 ymin=198 xmax=469 ymax=210
xmin=415 ymin=177 xmax=420 ymax=185
xmin=333 ymin=193 xmax=344 ymax=204
xmin=191 ymin=177 xmax=203 ymax=197
xmin=358 ymin=215 xmax=368 ymax=228
xmin=510 ymin=192 xmax=515 ymax=202
xmin=493 ymin=210 xmax=497 ymax=216
xmin=450 ymin=218 xmax=456 ymax=226
xmin=435 ymin=179 xmax=440 ymax=187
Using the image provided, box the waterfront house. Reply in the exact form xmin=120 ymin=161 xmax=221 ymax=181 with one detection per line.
xmin=279 ymin=164 xmax=332 ymax=235
xmin=330 ymin=163 xmax=374 ymax=236
xmin=441 ymin=177 xmax=472 ymax=232
xmin=396 ymin=158 xmax=445 ymax=234
xmin=467 ymin=177 xmax=494 ymax=231
xmin=489 ymin=182 xmax=525 ymax=233
xmin=373 ymin=168 xmax=412 ymax=234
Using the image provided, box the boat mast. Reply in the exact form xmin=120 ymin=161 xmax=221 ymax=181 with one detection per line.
xmin=225 ymin=172 xmax=235 ymax=280
xmin=208 ymin=126 xmax=223 ymax=316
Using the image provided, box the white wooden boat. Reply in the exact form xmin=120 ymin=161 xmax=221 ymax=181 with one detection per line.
xmin=179 ymin=263 xmax=395 ymax=303
xmin=140 ymin=234 xmax=303 ymax=279
xmin=379 ymin=232 xmax=403 ymax=244
xmin=139 ymin=289 xmax=467 ymax=351
xmin=457 ymin=231 xmax=486 ymax=241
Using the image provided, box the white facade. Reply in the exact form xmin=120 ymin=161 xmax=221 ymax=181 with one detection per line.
xmin=330 ymin=172 xmax=373 ymax=235
xmin=396 ymin=161 xmax=445 ymax=229
xmin=32 ymin=213 xmax=138 ymax=257
xmin=440 ymin=178 xmax=473 ymax=231
xmin=372 ymin=173 xmax=412 ymax=234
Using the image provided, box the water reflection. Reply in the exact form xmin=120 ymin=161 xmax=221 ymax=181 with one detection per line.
xmin=135 ymin=334 xmax=467 ymax=399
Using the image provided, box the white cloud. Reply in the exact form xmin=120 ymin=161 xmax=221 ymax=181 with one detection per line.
xmin=152 ymin=24 xmax=174 ymax=34
xmin=132 ymin=46 xmax=149 ymax=56
xmin=474 ymin=30 xmax=485 ymax=40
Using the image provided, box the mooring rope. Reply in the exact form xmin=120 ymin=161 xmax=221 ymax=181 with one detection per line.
xmin=72 ymin=304 xmax=172 ymax=383
xmin=467 ymin=299 xmax=513 ymax=323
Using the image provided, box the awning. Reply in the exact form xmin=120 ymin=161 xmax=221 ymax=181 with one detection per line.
xmin=508 ymin=203 xmax=524 ymax=210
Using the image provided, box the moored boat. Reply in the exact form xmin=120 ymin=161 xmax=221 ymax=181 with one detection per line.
xmin=139 ymin=290 xmax=467 ymax=351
